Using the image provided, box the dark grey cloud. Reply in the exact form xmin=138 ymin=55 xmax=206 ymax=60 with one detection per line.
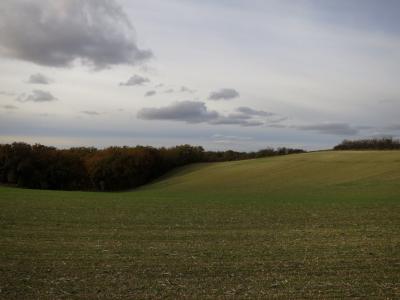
xmin=235 ymin=106 xmax=288 ymax=125
xmin=138 ymin=101 xmax=218 ymax=123
xmin=209 ymin=113 xmax=263 ymax=127
xmin=16 ymin=90 xmax=57 ymax=102
xmin=209 ymin=88 xmax=240 ymax=101
xmin=236 ymin=106 xmax=275 ymax=117
xmin=120 ymin=75 xmax=150 ymax=86
xmin=296 ymin=123 xmax=359 ymax=135
xmin=145 ymin=90 xmax=156 ymax=97
xmin=138 ymin=101 xmax=266 ymax=127
xmin=81 ymin=110 xmax=100 ymax=116
xmin=210 ymin=117 xmax=263 ymax=127
xmin=0 ymin=0 xmax=152 ymax=68
xmin=2 ymin=104 xmax=18 ymax=110
xmin=28 ymin=73 xmax=52 ymax=84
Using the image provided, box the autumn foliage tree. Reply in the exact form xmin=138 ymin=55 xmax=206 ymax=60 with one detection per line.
xmin=0 ymin=143 xmax=88 ymax=189
xmin=0 ymin=142 xmax=305 ymax=191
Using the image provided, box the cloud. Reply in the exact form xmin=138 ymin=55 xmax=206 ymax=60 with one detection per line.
xmin=296 ymin=123 xmax=359 ymax=135
xmin=385 ymin=124 xmax=400 ymax=130
xmin=268 ymin=124 xmax=287 ymax=128
xmin=138 ymin=101 xmax=219 ymax=123
xmin=210 ymin=114 xmax=263 ymax=127
xmin=81 ymin=110 xmax=100 ymax=116
xmin=28 ymin=73 xmax=52 ymax=84
xmin=225 ymin=113 xmax=252 ymax=120
xmin=234 ymin=106 xmax=287 ymax=125
xmin=138 ymin=101 xmax=266 ymax=127
xmin=120 ymin=75 xmax=150 ymax=86
xmin=236 ymin=106 xmax=275 ymax=117
xmin=2 ymin=104 xmax=18 ymax=110
xmin=145 ymin=90 xmax=156 ymax=97
xmin=16 ymin=90 xmax=57 ymax=102
xmin=241 ymin=120 xmax=265 ymax=127
xmin=208 ymin=88 xmax=240 ymax=100
xmin=0 ymin=91 xmax=16 ymax=96
xmin=268 ymin=116 xmax=288 ymax=123
xmin=180 ymin=86 xmax=195 ymax=93
xmin=0 ymin=0 xmax=152 ymax=68
xmin=164 ymin=89 xmax=174 ymax=94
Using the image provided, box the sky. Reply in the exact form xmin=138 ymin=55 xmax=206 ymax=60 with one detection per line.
xmin=1 ymin=0 xmax=400 ymax=151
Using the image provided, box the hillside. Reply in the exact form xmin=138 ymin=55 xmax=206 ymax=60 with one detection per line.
xmin=0 ymin=151 xmax=399 ymax=299
xmin=141 ymin=150 xmax=400 ymax=201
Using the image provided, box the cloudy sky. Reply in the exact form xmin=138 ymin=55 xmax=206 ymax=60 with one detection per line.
xmin=1 ymin=0 xmax=400 ymax=151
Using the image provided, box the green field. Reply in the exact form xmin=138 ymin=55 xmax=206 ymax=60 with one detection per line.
xmin=1 ymin=151 xmax=399 ymax=299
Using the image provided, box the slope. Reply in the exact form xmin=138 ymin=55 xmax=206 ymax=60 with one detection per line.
xmin=0 ymin=151 xmax=399 ymax=299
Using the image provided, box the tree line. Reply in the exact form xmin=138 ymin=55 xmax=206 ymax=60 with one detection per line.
xmin=334 ymin=137 xmax=400 ymax=150
xmin=0 ymin=142 xmax=305 ymax=191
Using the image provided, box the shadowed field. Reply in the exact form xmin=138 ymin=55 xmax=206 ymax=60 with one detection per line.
xmin=1 ymin=151 xmax=399 ymax=298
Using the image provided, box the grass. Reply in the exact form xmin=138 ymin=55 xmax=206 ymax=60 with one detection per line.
xmin=0 ymin=150 xmax=399 ymax=299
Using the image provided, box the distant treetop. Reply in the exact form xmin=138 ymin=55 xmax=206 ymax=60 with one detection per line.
xmin=334 ymin=138 xmax=400 ymax=150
